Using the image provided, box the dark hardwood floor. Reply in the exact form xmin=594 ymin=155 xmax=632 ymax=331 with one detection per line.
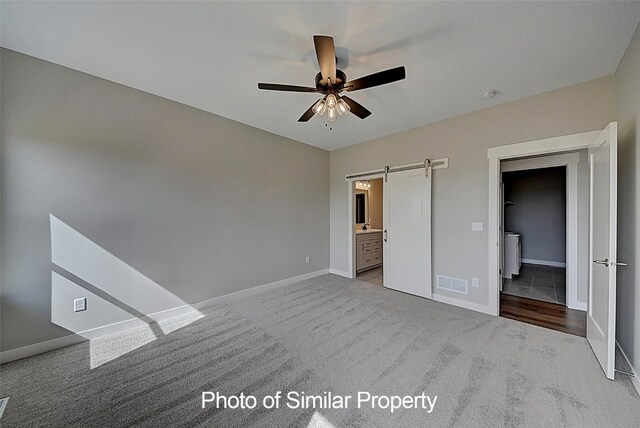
xmin=500 ymin=293 xmax=586 ymax=337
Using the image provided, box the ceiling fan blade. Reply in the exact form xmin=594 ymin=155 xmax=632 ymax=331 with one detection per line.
xmin=341 ymin=96 xmax=371 ymax=119
xmin=298 ymin=102 xmax=317 ymax=122
xmin=258 ymin=83 xmax=319 ymax=93
xmin=344 ymin=66 xmax=406 ymax=92
xmin=313 ymin=35 xmax=337 ymax=85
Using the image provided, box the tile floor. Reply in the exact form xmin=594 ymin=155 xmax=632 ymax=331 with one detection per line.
xmin=501 ymin=263 xmax=566 ymax=305
xmin=356 ymin=266 xmax=383 ymax=286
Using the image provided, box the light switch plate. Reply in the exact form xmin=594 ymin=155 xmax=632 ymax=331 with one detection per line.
xmin=472 ymin=278 xmax=480 ymax=287
xmin=472 ymin=222 xmax=484 ymax=232
xmin=74 ymin=297 xmax=86 ymax=312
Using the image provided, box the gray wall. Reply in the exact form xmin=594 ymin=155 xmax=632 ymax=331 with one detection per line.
xmin=330 ymin=76 xmax=615 ymax=309
xmin=0 ymin=49 xmax=330 ymax=352
xmin=503 ymin=167 xmax=566 ymax=264
xmin=615 ymin=23 xmax=640 ymax=378
xmin=368 ymin=179 xmax=383 ymax=230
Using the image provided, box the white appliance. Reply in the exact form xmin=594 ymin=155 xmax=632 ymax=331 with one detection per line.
xmin=503 ymin=232 xmax=521 ymax=279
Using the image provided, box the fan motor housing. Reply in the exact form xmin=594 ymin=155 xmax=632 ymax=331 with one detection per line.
xmin=315 ymin=69 xmax=347 ymax=92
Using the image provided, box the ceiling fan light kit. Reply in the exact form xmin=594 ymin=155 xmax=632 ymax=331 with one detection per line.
xmin=258 ymin=35 xmax=406 ymax=126
xmin=312 ymin=94 xmax=351 ymax=121
xmin=327 ymin=106 xmax=337 ymax=122
xmin=336 ymin=98 xmax=350 ymax=115
xmin=326 ymin=94 xmax=337 ymax=108
xmin=312 ymin=99 xmax=327 ymax=116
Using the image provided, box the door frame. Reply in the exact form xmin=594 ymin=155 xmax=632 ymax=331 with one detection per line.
xmin=487 ymin=130 xmax=600 ymax=316
xmin=501 ymin=153 xmax=581 ymax=309
xmin=347 ymin=172 xmax=385 ymax=279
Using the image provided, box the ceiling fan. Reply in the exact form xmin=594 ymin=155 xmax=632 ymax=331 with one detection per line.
xmin=258 ymin=35 xmax=406 ymax=123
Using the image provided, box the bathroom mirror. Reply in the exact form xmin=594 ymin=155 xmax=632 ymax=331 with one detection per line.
xmin=355 ymin=191 xmax=368 ymax=224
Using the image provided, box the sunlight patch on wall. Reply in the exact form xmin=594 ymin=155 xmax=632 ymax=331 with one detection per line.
xmin=51 ymin=272 xmax=151 ymax=334
xmin=50 ymin=214 xmax=204 ymax=369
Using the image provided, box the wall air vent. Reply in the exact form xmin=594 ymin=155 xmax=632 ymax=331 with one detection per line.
xmin=437 ymin=275 xmax=469 ymax=295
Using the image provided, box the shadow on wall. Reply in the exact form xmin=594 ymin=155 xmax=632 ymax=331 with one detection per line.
xmin=49 ymin=214 xmax=203 ymax=369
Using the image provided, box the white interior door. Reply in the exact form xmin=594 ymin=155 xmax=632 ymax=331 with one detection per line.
xmin=587 ymin=122 xmax=618 ymax=380
xmin=383 ymin=168 xmax=432 ymax=298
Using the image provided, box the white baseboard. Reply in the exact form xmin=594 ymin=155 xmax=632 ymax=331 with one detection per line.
xmin=76 ymin=302 xmax=207 ymax=341
xmin=521 ymin=258 xmax=566 ymax=268
xmin=431 ymin=293 xmax=493 ymax=316
xmin=0 ymin=334 xmax=86 ymax=364
xmin=192 ymin=268 xmax=330 ymax=309
xmin=329 ymin=268 xmax=351 ymax=278
xmin=0 ymin=268 xmax=330 ymax=364
xmin=568 ymin=301 xmax=587 ymax=311
xmin=616 ymin=341 xmax=640 ymax=396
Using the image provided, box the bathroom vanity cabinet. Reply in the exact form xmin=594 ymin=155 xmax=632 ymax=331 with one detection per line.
xmin=356 ymin=231 xmax=383 ymax=272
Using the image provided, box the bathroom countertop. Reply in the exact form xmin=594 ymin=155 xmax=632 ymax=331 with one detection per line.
xmin=355 ymin=229 xmax=383 ymax=234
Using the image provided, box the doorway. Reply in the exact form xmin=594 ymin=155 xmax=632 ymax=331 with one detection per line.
xmin=494 ymin=151 xmax=585 ymax=311
xmin=346 ymin=159 xmax=436 ymax=297
xmin=497 ymin=153 xmax=585 ymax=336
xmin=354 ymin=178 xmax=384 ymax=286
xmin=497 ymin=155 xmax=587 ymax=337
xmin=501 ymin=165 xmax=567 ymax=305
xmin=488 ymin=123 xmax=620 ymax=379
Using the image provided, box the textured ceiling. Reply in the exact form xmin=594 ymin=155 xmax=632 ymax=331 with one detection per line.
xmin=2 ymin=1 xmax=640 ymax=150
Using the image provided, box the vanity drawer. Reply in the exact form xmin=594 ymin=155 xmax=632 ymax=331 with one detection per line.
xmin=363 ymin=244 xmax=381 ymax=254
xmin=362 ymin=251 xmax=382 ymax=268
xmin=363 ymin=239 xmax=381 ymax=248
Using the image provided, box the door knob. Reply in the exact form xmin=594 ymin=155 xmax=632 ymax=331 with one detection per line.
xmin=593 ymin=258 xmax=629 ymax=267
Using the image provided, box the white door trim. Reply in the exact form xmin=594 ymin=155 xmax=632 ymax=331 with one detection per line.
xmin=347 ymin=173 xmax=385 ymax=279
xmin=501 ymin=152 xmax=583 ymax=310
xmin=487 ymin=129 xmax=599 ymax=316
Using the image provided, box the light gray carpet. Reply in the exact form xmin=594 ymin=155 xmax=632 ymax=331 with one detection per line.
xmin=1 ymin=274 xmax=639 ymax=427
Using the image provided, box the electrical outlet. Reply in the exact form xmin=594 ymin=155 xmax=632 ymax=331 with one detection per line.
xmin=74 ymin=297 xmax=86 ymax=312
xmin=472 ymin=278 xmax=480 ymax=288
xmin=305 ymin=256 xmax=310 ymax=264
xmin=472 ymin=222 xmax=484 ymax=232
